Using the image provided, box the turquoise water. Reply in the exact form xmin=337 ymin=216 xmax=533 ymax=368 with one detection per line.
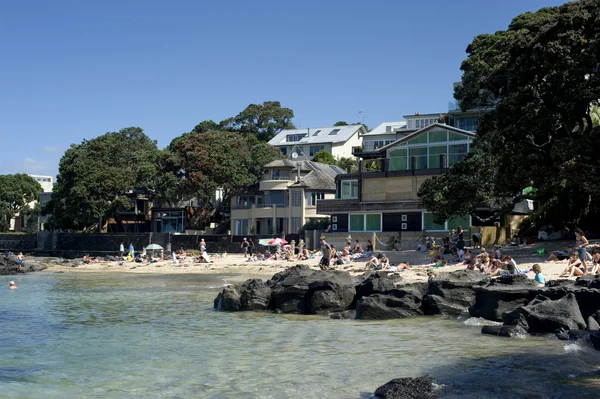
xmin=2 ymin=272 xmax=600 ymax=398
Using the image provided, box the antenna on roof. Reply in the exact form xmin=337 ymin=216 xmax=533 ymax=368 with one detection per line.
xmin=358 ymin=111 xmax=368 ymax=125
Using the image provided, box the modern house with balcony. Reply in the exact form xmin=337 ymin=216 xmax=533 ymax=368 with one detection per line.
xmin=317 ymin=123 xmax=475 ymax=234
xmin=230 ymin=159 xmax=345 ymax=235
xmin=268 ymin=125 xmax=366 ymax=160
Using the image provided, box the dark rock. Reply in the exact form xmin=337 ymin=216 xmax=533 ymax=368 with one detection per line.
xmin=374 ymin=375 xmax=440 ymax=399
xmin=355 ymin=272 xmax=399 ymax=299
xmin=481 ymin=324 xmax=527 ymax=337
xmin=545 ymin=279 xmax=575 ymax=288
xmin=587 ymin=316 xmax=600 ymax=331
xmin=491 ymin=274 xmax=537 ymax=286
xmin=0 ymin=253 xmax=49 ymax=275
xmin=422 ymin=294 xmax=468 ymax=316
xmin=589 ymin=331 xmax=600 ymax=350
xmin=575 ymin=275 xmax=600 ymax=289
xmin=555 ymin=330 xmax=589 ymax=341
xmin=469 ymin=284 xmax=535 ymax=322
xmin=214 ymin=279 xmax=271 ymax=311
xmin=265 ymin=265 xmax=358 ymax=314
xmin=422 ymin=270 xmax=488 ymax=315
xmin=503 ymin=293 xmax=586 ymax=334
xmin=328 ymin=310 xmax=356 ymax=320
xmin=356 ymin=292 xmax=423 ymax=320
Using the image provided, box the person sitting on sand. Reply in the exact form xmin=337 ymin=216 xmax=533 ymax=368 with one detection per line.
xmin=380 ymin=254 xmax=390 ymax=268
xmin=9 ymin=281 xmax=17 ymax=289
xmin=353 ymin=240 xmax=364 ymax=254
xmin=177 ymin=247 xmax=187 ymax=260
xmin=366 ymin=240 xmax=374 ymax=253
xmin=82 ymin=253 xmax=91 ymax=264
xmin=364 ymin=254 xmax=381 ymax=270
xmin=560 ymin=252 xmax=585 ymax=277
xmin=531 ymin=264 xmax=545 ymax=285
xmin=465 ymin=259 xmax=477 ymax=271
xmin=546 ymin=250 xmax=569 ymax=263
xmin=591 ymin=249 xmax=600 ymax=275
xmin=462 ymin=249 xmax=473 ymax=265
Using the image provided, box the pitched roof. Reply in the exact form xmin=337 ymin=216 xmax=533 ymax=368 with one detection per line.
xmin=377 ymin=123 xmax=475 ymax=152
xmin=268 ymin=125 xmax=365 ymax=146
xmin=362 ymin=121 xmax=407 ymax=136
xmin=279 ymin=160 xmax=344 ymax=191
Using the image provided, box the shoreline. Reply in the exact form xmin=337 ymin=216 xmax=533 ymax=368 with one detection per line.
xmin=36 ymin=247 xmax=583 ymax=285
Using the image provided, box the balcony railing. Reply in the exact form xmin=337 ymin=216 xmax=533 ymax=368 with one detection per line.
xmin=233 ymin=202 xmax=289 ymax=210
xmin=352 ymin=143 xmax=384 ymax=154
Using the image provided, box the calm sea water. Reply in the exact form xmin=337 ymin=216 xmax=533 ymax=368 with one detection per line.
xmin=2 ymin=272 xmax=600 ymax=398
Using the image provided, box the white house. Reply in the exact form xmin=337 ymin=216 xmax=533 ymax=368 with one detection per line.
xmin=230 ymin=160 xmax=345 ymax=235
xmin=9 ymin=174 xmax=53 ymax=231
xmin=268 ymin=125 xmax=366 ymax=160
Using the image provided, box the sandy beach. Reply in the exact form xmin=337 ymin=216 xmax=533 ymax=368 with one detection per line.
xmin=43 ymin=240 xmax=591 ymax=284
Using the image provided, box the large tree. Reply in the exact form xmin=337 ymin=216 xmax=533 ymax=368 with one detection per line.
xmin=0 ymin=174 xmax=42 ymax=232
xmin=418 ymin=0 xmax=600 ymax=229
xmin=166 ymin=130 xmax=283 ymax=227
xmin=45 ymin=127 xmax=162 ymax=230
xmin=220 ymin=101 xmax=295 ymax=142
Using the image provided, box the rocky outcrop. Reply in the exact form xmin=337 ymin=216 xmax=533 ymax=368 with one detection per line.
xmin=356 ymin=290 xmax=423 ymax=320
xmin=0 ymin=253 xmax=50 ymax=275
xmin=374 ymin=375 xmax=441 ymax=399
xmin=214 ymin=279 xmax=271 ymax=311
xmin=469 ymin=275 xmax=538 ymax=321
xmin=422 ymin=270 xmax=488 ymax=315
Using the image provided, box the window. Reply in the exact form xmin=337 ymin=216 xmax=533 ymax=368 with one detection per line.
xmin=271 ymin=169 xmax=290 ymax=180
xmin=268 ymin=191 xmax=285 ymax=205
xmin=296 ymin=146 xmax=304 ymax=155
xmin=307 ymin=192 xmax=325 ymax=206
xmin=389 ymin=148 xmax=408 ymax=171
xmin=428 ymin=146 xmax=446 ymax=169
xmin=447 ymin=215 xmax=470 ymax=232
xmin=449 ymin=132 xmax=468 ymax=141
xmin=423 ymin=213 xmax=445 ymax=231
xmin=449 ymin=144 xmax=469 ymax=166
xmin=291 ymin=217 xmax=302 ymax=233
xmin=340 ymin=180 xmax=359 ymax=199
xmin=329 ymin=129 xmax=341 ymax=135
xmin=407 ymin=134 xmax=428 ymax=145
xmin=428 ymin=130 xmax=447 ymax=142
xmin=291 ymin=191 xmax=302 ymax=207
xmin=349 ymin=215 xmax=364 ymax=231
xmin=312 ymin=130 xmax=321 ymax=136
xmin=349 ymin=214 xmax=381 ymax=232
xmin=415 ymin=120 xmax=421 ymax=129
xmin=409 ymin=147 xmax=427 ymax=169
xmin=286 ymin=134 xmax=307 ymax=142
xmin=280 ymin=147 xmax=287 ymax=155
xmin=330 ymin=165 xmax=344 ymax=174
xmin=309 ymin=145 xmax=325 ymax=156
xmin=234 ymin=219 xmax=249 ymax=235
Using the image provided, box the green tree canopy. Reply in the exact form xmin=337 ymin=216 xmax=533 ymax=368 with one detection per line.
xmin=45 ymin=127 xmax=162 ymax=230
xmin=220 ymin=101 xmax=295 ymax=142
xmin=0 ymin=174 xmax=42 ymax=232
xmin=166 ymin=130 xmax=283 ymax=226
xmin=311 ymin=150 xmax=337 ymax=165
xmin=418 ymin=0 xmax=600 ymax=229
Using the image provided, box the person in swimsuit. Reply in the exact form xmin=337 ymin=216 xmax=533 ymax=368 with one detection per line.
xmin=574 ymin=228 xmax=589 ymax=274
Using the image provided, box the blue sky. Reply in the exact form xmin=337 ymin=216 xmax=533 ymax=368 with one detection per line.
xmin=0 ymin=0 xmax=566 ymax=177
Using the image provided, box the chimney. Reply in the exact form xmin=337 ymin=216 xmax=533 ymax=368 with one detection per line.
xmin=296 ymin=164 xmax=301 ymax=183
xmin=385 ymin=125 xmax=392 ymax=133
xmin=415 ymin=112 xmax=420 ymax=116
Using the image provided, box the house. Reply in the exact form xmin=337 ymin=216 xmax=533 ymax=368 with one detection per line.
xmin=9 ymin=174 xmax=53 ymax=232
xmin=352 ymin=121 xmax=413 ymax=158
xmin=230 ymin=160 xmax=345 ymax=235
xmin=317 ymin=123 xmax=475 ymax=234
xmin=447 ymin=82 xmax=494 ymax=132
xmin=268 ymin=125 xmax=366 ymax=160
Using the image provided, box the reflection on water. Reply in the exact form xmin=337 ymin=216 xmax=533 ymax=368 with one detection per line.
xmin=1 ymin=272 xmax=600 ymax=398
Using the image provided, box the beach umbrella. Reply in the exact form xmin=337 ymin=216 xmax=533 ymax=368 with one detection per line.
xmin=267 ymin=238 xmax=287 ymax=245
xmin=258 ymin=238 xmax=272 ymax=246
xmin=146 ymin=243 xmax=163 ymax=257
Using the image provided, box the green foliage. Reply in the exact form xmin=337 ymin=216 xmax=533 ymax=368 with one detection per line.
xmin=336 ymin=157 xmax=358 ymax=173
xmin=220 ymin=101 xmax=295 ymax=142
xmin=167 ymin=130 xmax=283 ymax=226
xmin=312 ymin=150 xmax=337 ymax=165
xmin=420 ymin=0 xmax=600 ymax=229
xmin=334 ymin=121 xmax=349 ymax=126
xmin=298 ymin=217 xmax=330 ymax=234
xmin=0 ymin=174 xmax=43 ymax=232
xmin=45 ymin=127 xmax=161 ymax=230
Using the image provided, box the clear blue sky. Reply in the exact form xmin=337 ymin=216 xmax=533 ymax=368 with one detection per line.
xmin=0 ymin=0 xmax=566 ymax=177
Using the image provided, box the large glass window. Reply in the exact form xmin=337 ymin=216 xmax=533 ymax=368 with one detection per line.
xmin=349 ymin=214 xmax=381 ymax=232
xmin=291 ymin=191 xmax=302 ymax=206
xmin=449 ymin=132 xmax=468 ymax=141
xmin=449 ymin=144 xmax=469 ymax=166
xmin=366 ymin=214 xmax=381 ymax=231
xmin=423 ymin=213 xmax=445 ymax=231
xmin=349 ymin=215 xmax=364 ymax=231
xmin=389 ymin=149 xmax=408 ymax=171
xmin=428 ymin=146 xmax=446 ymax=169
xmin=286 ymin=134 xmax=307 ymax=142
xmin=447 ymin=215 xmax=470 ymax=232
xmin=409 ymin=147 xmax=428 ymax=169
xmin=234 ymin=219 xmax=249 ymax=235
xmin=428 ymin=130 xmax=447 ymax=142
xmin=407 ymin=134 xmax=428 ymax=145
xmin=341 ymin=180 xmax=359 ymax=199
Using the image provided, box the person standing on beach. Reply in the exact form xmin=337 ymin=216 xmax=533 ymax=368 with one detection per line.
xmin=319 ymin=236 xmax=332 ymax=270
xmin=129 ymin=242 xmax=135 ymax=257
xmin=241 ymin=238 xmax=249 ymax=257
xmin=119 ymin=242 xmax=125 ymax=257
xmin=574 ymin=228 xmax=589 ymax=274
